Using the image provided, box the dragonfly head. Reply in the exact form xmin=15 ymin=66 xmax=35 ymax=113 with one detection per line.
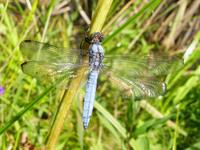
xmin=86 ymin=32 xmax=104 ymax=44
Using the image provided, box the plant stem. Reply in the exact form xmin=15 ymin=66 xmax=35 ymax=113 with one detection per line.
xmin=45 ymin=0 xmax=113 ymax=149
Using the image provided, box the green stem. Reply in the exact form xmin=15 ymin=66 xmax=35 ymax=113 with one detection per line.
xmin=45 ymin=1 xmax=113 ymax=149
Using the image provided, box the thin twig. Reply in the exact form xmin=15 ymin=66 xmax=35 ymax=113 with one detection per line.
xmin=75 ymin=0 xmax=91 ymax=25
xmin=163 ymin=0 xmax=188 ymax=49
xmin=52 ymin=1 xmax=70 ymax=16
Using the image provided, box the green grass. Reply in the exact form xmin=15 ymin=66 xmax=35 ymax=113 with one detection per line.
xmin=0 ymin=0 xmax=200 ymax=149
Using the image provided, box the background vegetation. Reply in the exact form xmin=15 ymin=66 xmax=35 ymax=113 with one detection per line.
xmin=0 ymin=0 xmax=200 ymax=149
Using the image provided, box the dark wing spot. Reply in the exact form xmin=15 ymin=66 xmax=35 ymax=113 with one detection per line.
xmin=21 ymin=62 xmax=28 ymax=72
xmin=24 ymin=40 xmax=32 ymax=42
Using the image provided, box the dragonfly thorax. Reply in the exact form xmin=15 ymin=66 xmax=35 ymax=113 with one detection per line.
xmin=89 ymin=43 xmax=104 ymax=71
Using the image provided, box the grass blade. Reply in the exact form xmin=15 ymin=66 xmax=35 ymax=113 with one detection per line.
xmin=102 ymin=0 xmax=161 ymax=44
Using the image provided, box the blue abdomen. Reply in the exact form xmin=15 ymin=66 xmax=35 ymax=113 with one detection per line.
xmin=82 ymin=70 xmax=99 ymax=129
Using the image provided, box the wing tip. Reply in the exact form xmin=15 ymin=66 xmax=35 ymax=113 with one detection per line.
xmin=20 ymin=40 xmax=33 ymax=47
xmin=24 ymin=40 xmax=32 ymax=42
xmin=21 ymin=61 xmax=28 ymax=72
xmin=19 ymin=40 xmax=30 ymax=50
xmin=21 ymin=61 xmax=28 ymax=65
xmin=20 ymin=40 xmax=32 ymax=46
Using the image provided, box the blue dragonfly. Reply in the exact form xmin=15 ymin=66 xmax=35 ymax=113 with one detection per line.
xmin=20 ymin=32 xmax=174 ymax=129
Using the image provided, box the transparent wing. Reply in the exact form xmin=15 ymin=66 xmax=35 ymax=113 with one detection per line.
xmin=20 ymin=40 xmax=81 ymax=64
xmin=21 ymin=61 xmax=78 ymax=85
xmin=20 ymin=40 xmax=89 ymax=86
xmin=107 ymin=72 xmax=166 ymax=99
xmin=103 ymin=54 xmax=181 ymax=99
xmin=104 ymin=54 xmax=178 ymax=76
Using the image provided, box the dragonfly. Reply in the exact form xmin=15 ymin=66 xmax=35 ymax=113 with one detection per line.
xmin=20 ymin=32 xmax=176 ymax=129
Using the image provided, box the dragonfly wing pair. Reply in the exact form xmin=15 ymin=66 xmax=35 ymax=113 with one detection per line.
xmin=20 ymin=40 xmax=172 ymax=98
xmin=20 ymin=40 xmax=178 ymax=129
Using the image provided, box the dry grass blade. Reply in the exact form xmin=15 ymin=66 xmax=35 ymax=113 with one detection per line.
xmin=75 ymin=0 xmax=91 ymax=25
xmin=150 ymin=0 xmax=200 ymax=49
xmin=140 ymin=100 xmax=187 ymax=136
